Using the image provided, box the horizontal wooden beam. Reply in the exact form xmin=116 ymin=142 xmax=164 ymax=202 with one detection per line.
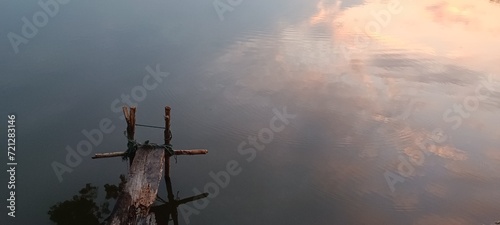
xmin=92 ymin=152 xmax=125 ymax=159
xmin=174 ymin=149 xmax=208 ymax=155
xmin=92 ymin=149 xmax=208 ymax=159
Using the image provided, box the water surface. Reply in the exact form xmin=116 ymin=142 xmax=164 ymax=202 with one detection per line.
xmin=2 ymin=0 xmax=500 ymax=224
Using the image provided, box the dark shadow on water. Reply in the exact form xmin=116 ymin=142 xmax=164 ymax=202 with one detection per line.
xmin=47 ymin=175 xmax=126 ymax=225
xmin=47 ymin=175 xmax=207 ymax=225
xmin=151 ymin=176 xmax=208 ymax=225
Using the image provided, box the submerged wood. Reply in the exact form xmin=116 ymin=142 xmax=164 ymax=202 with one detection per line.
xmin=104 ymin=145 xmax=165 ymax=225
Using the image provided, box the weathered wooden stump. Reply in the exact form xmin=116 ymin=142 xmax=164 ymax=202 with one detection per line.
xmin=105 ymin=146 xmax=165 ymax=225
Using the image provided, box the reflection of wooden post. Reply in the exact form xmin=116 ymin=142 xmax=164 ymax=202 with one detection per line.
xmin=151 ymin=193 xmax=209 ymax=225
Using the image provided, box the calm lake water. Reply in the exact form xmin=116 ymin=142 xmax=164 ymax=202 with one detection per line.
xmin=2 ymin=0 xmax=500 ymax=224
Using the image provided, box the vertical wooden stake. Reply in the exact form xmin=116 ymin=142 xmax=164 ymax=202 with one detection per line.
xmin=164 ymin=106 xmax=175 ymax=203
xmin=123 ymin=106 xmax=136 ymax=165
xmin=123 ymin=106 xmax=136 ymax=140
xmin=164 ymin=106 xmax=171 ymax=146
xmin=164 ymin=106 xmax=172 ymax=175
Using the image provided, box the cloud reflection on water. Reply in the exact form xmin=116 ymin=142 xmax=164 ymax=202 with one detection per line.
xmin=203 ymin=0 xmax=500 ymax=224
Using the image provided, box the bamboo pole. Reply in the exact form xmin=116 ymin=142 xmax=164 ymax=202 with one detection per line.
xmin=164 ymin=106 xmax=172 ymax=175
xmin=92 ymin=149 xmax=208 ymax=159
xmin=173 ymin=149 xmax=208 ymax=155
xmin=123 ymin=106 xmax=136 ymax=140
xmin=164 ymin=106 xmax=172 ymax=146
xmin=123 ymin=106 xmax=136 ymax=165
xmin=92 ymin=152 xmax=126 ymax=159
xmin=164 ymin=106 xmax=175 ymax=205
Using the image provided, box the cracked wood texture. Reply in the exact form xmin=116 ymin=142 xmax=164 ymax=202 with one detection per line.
xmin=105 ymin=146 xmax=165 ymax=225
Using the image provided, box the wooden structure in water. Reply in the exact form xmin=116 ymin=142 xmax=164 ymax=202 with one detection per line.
xmin=93 ymin=106 xmax=208 ymax=225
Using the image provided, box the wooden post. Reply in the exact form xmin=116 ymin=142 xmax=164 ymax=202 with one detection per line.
xmin=164 ymin=106 xmax=172 ymax=175
xmin=123 ymin=106 xmax=136 ymax=140
xmin=92 ymin=106 xmax=209 ymax=225
xmin=123 ymin=106 xmax=136 ymax=165
xmin=163 ymin=106 xmax=176 ymax=223
xmin=164 ymin=106 xmax=172 ymax=146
